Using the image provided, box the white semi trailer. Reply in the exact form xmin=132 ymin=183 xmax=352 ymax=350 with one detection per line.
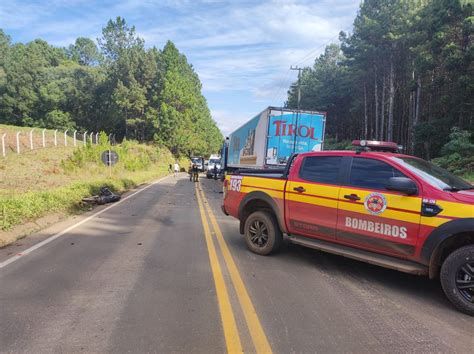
xmin=221 ymin=107 xmax=326 ymax=171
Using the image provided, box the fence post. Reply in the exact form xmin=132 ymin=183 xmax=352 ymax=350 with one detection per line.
xmin=64 ymin=129 xmax=69 ymax=146
xmin=90 ymin=132 xmax=94 ymax=144
xmin=29 ymin=129 xmax=34 ymax=150
xmin=42 ymin=129 xmax=46 ymax=148
xmin=16 ymin=131 xmax=21 ymax=154
xmin=108 ymin=133 xmax=113 ymax=145
xmin=73 ymin=130 xmax=77 ymax=146
xmin=83 ymin=131 xmax=88 ymax=145
xmin=54 ymin=129 xmax=58 ymax=146
xmin=95 ymin=132 xmax=99 ymax=144
xmin=1 ymin=133 xmax=6 ymax=157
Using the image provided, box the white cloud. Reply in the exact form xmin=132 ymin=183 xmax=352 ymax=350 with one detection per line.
xmin=1 ymin=0 xmax=360 ymax=133
xmin=0 ymin=1 xmax=46 ymax=29
xmin=211 ymin=109 xmax=255 ymax=136
xmin=144 ymin=0 xmax=357 ymax=101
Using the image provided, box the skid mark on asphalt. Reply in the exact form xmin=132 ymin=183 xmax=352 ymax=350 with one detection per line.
xmin=197 ymin=185 xmax=273 ymax=354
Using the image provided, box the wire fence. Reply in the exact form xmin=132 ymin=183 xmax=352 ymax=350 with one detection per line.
xmin=0 ymin=129 xmax=115 ymax=158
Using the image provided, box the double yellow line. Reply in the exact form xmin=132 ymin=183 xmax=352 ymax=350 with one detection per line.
xmin=195 ymin=184 xmax=272 ymax=353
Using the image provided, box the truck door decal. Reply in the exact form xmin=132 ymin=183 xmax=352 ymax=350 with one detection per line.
xmin=229 ymin=176 xmax=243 ymax=192
xmin=364 ymin=192 xmax=387 ymax=215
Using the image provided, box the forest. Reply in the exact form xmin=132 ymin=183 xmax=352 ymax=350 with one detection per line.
xmin=287 ymin=0 xmax=473 ymax=176
xmin=0 ymin=17 xmax=223 ymax=157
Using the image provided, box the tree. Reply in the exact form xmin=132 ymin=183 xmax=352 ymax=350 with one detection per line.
xmin=286 ymin=0 xmax=473 ymax=162
xmin=42 ymin=109 xmax=76 ymax=130
xmin=67 ymin=37 xmax=102 ymax=66
xmin=0 ymin=19 xmax=223 ymax=157
xmin=98 ymin=17 xmax=144 ymax=63
xmin=156 ymin=41 xmax=222 ymax=156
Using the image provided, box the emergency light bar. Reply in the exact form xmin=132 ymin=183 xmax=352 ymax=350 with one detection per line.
xmin=352 ymin=140 xmax=399 ymax=153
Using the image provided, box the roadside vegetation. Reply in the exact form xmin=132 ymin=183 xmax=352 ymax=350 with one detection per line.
xmin=0 ymin=16 xmax=220 ymax=245
xmin=0 ymin=130 xmax=186 ymax=245
xmin=432 ymin=128 xmax=474 ymax=181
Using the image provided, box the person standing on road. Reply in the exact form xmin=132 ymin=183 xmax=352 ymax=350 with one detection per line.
xmin=191 ymin=163 xmax=199 ymax=182
xmin=174 ymin=162 xmax=179 ymax=177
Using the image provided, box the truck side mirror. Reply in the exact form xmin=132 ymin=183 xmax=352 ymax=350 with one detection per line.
xmin=386 ymin=177 xmax=417 ymax=195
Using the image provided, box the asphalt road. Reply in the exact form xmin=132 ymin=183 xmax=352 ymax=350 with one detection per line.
xmin=0 ymin=174 xmax=473 ymax=353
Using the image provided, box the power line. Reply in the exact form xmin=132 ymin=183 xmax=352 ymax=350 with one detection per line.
xmin=293 ymin=27 xmax=352 ymax=66
xmin=269 ymin=68 xmax=292 ymax=107
xmin=268 ymin=27 xmax=353 ymax=107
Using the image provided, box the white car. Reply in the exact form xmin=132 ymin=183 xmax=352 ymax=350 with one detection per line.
xmin=206 ymin=157 xmax=222 ymax=178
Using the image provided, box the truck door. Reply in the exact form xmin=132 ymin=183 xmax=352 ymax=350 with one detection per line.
xmin=336 ymin=157 xmax=421 ymax=257
xmin=285 ymin=155 xmax=343 ymax=240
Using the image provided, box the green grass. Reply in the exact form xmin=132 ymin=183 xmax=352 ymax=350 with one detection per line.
xmin=0 ymin=169 xmax=168 ymax=233
xmin=0 ymin=127 xmax=187 ymax=241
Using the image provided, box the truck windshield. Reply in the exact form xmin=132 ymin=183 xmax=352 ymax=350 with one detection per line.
xmin=391 ymin=157 xmax=472 ymax=191
xmin=209 ymin=159 xmax=220 ymax=165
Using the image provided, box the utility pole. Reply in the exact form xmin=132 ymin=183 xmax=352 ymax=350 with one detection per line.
xmin=290 ymin=65 xmax=303 ymax=153
xmin=290 ymin=66 xmax=303 ymax=110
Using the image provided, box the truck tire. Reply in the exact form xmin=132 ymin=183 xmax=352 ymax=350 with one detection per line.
xmin=440 ymin=245 xmax=474 ymax=316
xmin=244 ymin=211 xmax=282 ymax=255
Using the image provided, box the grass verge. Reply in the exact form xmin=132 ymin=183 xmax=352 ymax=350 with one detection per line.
xmin=0 ymin=134 xmax=187 ymax=247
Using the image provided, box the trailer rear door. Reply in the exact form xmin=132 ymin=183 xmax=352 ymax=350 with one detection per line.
xmin=266 ymin=110 xmax=326 ymax=166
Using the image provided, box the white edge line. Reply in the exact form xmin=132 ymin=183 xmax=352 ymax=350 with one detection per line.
xmin=0 ymin=174 xmax=172 ymax=269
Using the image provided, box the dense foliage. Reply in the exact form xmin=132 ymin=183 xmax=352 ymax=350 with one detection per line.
xmin=433 ymin=127 xmax=474 ymax=177
xmin=0 ymin=17 xmax=222 ymax=157
xmin=287 ymin=0 xmax=473 ymax=162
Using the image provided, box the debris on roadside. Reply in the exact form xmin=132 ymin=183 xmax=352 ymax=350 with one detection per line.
xmin=81 ymin=187 xmax=121 ymax=205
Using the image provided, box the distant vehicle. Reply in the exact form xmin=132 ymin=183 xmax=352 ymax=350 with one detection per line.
xmin=191 ymin=157 xmax=205 ymax=172
xmin=206 ymin=155 xmax=222 ymax=179
xmin=221 ymin=107 xmax=326 ymax=172
xmin=222 ymin=139 xmax=474 ymax=315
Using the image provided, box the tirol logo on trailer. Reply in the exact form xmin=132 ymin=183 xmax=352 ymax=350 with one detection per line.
xmin=364 ymin=192 xmax=387 ymax=215
xmin=272 ymin=120 xmax=321 ymax=140
xmin=266 ymin=112 xmax=325 ymax=165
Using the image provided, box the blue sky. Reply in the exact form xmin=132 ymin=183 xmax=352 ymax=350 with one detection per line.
xmin=0 ymin=0 xmax=360 ymax=135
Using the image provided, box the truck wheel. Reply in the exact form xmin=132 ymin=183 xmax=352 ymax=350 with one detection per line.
xmin=244 ymin=211 xmax=282 ymax=255
xmin=440 ymin=245 xmax=474 ymax=316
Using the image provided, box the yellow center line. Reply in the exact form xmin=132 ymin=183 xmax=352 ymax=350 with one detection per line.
xmin=194 ymin=184 xmax=243 ymax=353
xmin=198 ymin=185 xmax=273 ymax=354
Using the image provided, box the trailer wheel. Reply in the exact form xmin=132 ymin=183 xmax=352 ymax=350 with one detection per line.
xmin=440 ymin=245 xmax=474 ymax=316
xmin=244 ymin=211 xmax=282 ymax=255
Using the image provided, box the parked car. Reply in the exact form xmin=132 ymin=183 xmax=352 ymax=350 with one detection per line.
xmin=206 ymin=155 xmax=222 ymax=179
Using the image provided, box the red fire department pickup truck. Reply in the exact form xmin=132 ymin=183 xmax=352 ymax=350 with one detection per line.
xmin=222 ymin=140 xmax=474 ymax=315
